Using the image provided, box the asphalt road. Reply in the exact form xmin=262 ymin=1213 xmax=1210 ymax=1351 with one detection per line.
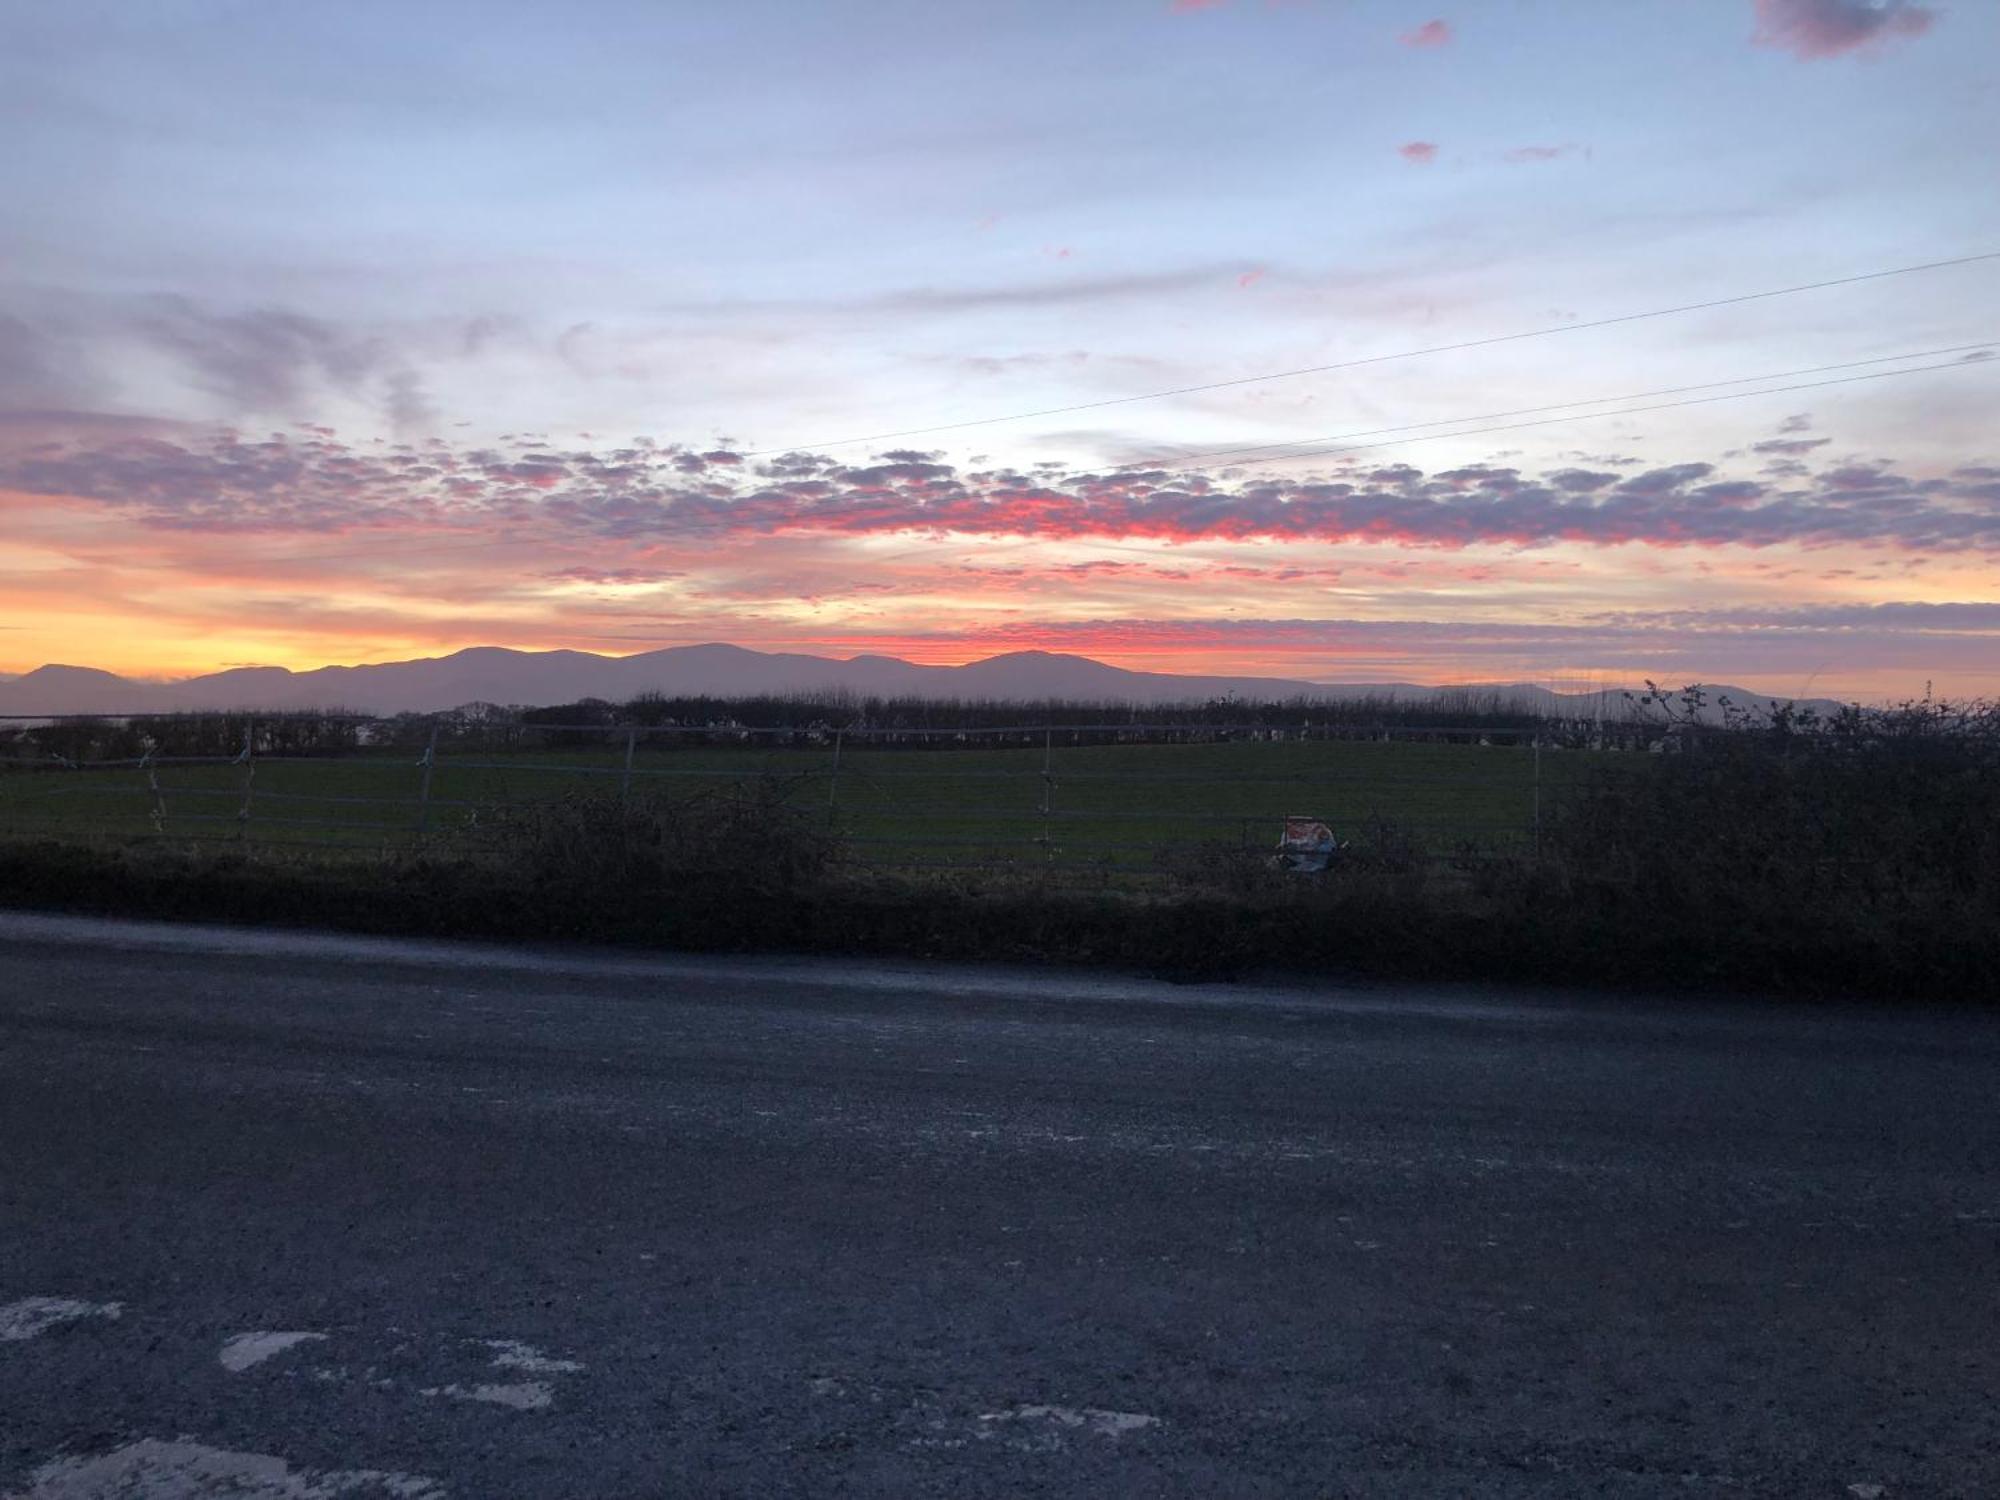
xmin=1 ymin=913 xmax=1996 ymax=1498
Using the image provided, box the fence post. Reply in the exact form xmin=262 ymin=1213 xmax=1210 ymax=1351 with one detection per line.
xmin=416 ymin=722 xmax=439 ymax=842
xmin=827 ymin=728 xmax=843 ymax=826
xmin=143 ymin=749 xmax=166 ymax=837
xmin=1532 ymin=733 xmax=1542 ymax=860
xmin=1041 ymin=727 xmax=1054 ymax=862
xmin=620 ymin=726 xmax=638 ymax=803
xmin=236 ymin=722 xmax=255 ymax=841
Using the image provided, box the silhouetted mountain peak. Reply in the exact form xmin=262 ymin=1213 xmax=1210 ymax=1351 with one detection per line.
xmin=16 ymin=664 xmax=129 ymax=683
xmin=0 ymin=645 xmax=1853 ymax=720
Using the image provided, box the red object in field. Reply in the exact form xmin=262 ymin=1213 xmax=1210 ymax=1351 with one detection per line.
xmin=1275 ymin=816 xmax=1339 ymax=873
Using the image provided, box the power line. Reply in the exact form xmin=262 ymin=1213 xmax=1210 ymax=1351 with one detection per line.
xmin=1159 ymin=352 xmax=1996 ymax=473
xmin=737 ymin=249 xmax=2000 ymax=456
xmin=1127 ymin=341 xmax=1996 ymax=471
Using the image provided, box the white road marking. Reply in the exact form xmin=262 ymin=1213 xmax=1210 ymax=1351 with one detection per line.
xmin=414 ymin=1338 xmax=581 ymax=1408
xmin=420 ymin=1381 xmax=553 ymax=1411
xmin=219 ymin=1331 xmax=327 ymax=1373
xmin=0 ymin=1298 xmax=123 ymax=1343
xmin=976 ymin=1405 xmax=1160 ymax=1439
xmin=7 ymin=1439 xmax=444 ymax=1498
xmin=479 ymin=1339 xmax=582 ymax=1375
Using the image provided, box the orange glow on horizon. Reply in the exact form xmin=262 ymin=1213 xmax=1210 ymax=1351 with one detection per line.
xmin=4 ymin=485 xmax=1997 ymax=702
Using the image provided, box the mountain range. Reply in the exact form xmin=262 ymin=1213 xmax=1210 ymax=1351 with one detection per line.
xmin=0 ymin=644 xmax=1844 ymax=721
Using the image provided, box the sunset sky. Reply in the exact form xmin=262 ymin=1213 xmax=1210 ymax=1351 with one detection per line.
xmin=3 ymin=0 xmax=1997 ymax=698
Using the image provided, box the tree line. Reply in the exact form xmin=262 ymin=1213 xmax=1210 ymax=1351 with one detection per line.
xmin=3 ymin=687 xmax=1991 ymax=765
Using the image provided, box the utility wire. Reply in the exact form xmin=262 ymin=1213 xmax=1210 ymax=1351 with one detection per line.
xmin=737 ymin=250 xmax=2000 ymax=456
xmin=1158 ymin=352 xmax=1996 ymax=473
xmin=1127 ymin=341 xmax=1996 ymax=471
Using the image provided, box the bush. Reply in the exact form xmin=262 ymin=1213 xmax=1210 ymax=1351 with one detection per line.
xmin=1545 ymin=702 xmax=2000 ymax=992
xmin=1152 ymin=840 xmax=1293 ymax=898
xmin=474 ymin=779 xmax=839 ymax=936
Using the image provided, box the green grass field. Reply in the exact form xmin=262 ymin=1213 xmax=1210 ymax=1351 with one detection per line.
xmin=0 ymin=736 xmax=1623 ymax=872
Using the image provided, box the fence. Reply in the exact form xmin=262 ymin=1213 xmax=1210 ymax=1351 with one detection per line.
xmin=0 ymin=714 xmax=1612 ymax=879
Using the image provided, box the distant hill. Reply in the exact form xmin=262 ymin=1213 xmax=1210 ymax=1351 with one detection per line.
xmin=0 ymin=643 xmax=1846 ymax=722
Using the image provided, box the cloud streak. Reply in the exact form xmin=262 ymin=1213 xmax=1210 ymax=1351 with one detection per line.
xmin=764 ymin=606 xmax=2000 ymax=690
xmin=1503 ymin=144 xmax=1586 ymax=164
xmin=2 ymin=294 xmax=440 ymax=433
xmin=827 ymin=604 xmax=2000 ymax=650
xmin=801 ymin=604 xmax=2000 ymax=680
xmin=659 ymin=266 xmax=1259 ymax=320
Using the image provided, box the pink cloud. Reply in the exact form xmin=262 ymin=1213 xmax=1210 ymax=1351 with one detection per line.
xmin=1237 ymin=269 xmax=1265 ymax=290
xmin=8 ymin=427 xmax=2000 ymax=556
xmin=1398 ymin=141 xmax=1439 ymax=165
xmin=6 ymin=418 xmax=1997 ymax=694
xmin=1504 ymin=143 xmax=1586 ymax=163
xmin=1168 ymin=0 xmax=1227 ymax=11
xmin=1750 ymin=0 xmax=1935 ymax=59
xmin=1399 ymin=19 xmax=1452 ymax=48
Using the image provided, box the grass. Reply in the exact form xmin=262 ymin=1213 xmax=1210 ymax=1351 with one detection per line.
xmin=4 ymin=708 xmax=1993 ymax=1001
xmin=0 ymin=736 xmax=1619 ymax=871
xmin=1 ymin=720 xmax=1993 ymax=1000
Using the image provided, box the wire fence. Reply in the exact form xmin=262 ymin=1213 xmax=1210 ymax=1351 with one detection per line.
xmin=0 ymin=714 xmax=1615 ymax=879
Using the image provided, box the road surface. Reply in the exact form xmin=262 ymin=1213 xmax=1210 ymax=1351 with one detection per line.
xmin=1 ymin=912 xmax=1996 ymax=1497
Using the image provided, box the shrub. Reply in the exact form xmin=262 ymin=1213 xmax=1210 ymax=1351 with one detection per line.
xmin=1152 ymin=840 xmax=1292 ymax=898
xmin=474 ymin=778 xmax=840 ymax=936
xmin=1545 ymin=701 xmax=2000 ymax=991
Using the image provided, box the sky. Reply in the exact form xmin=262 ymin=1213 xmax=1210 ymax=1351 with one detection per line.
xmin=2 ymin=0 xmax=1997 ymax=699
